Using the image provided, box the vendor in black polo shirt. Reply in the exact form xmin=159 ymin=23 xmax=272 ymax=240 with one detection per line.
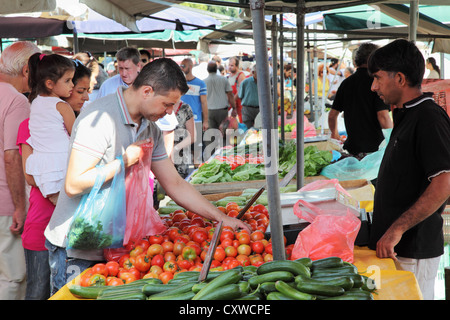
xmin=367 ymin=39 xmax=450 ymax=300
xmin=328 ymin=43 xmax=393 ymax=159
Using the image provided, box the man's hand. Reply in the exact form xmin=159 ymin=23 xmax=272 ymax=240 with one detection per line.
xmin=376 ymin=226 xmax=403 ymax=261
xmin=202 ymin=121 xmax=209 ymax=131
xmin=9 ymin=209 xmax=26 ymax=235
xmin=220 ymin=215 xmax=251 ymax=233
xmin=230 ymin=108 xmax=238 ymax=118
xmin=123 ymin=139 xmax=151 ymax=168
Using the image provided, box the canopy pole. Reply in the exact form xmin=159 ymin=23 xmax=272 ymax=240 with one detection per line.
xmin=271 ymin=15 xmax=279 ymax=130
xmin=296 ymin=1 xmax=305 ymax=190
xmin=409 ymin=0 xmax=418 ymax=42
xmin=72 ymin=21 xmax=79 ymax=54
xmin=250 ymin=0 xmax=285 ymax=261
xmin=279 ymin=14 xmax=285 ymax=142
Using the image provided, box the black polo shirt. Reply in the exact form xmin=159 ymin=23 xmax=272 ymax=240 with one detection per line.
xmin=368 ymin=93 xmax=450 ymax=259
xmin=332 ymin=68 xmax=391 ymax=155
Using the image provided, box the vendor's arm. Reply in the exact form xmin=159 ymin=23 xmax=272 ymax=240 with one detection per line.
xmin=328 ymin=108 xmax=341 ymax=140
xmin=376 ymin=171 xmax=450 ymax=260
xmin=377 ymin=110 xmax=393 ymax=129
xmin=152 ymin=157 xmax=250 ymax=232
xmin=65 ymin=139 xmax=148 ymax=197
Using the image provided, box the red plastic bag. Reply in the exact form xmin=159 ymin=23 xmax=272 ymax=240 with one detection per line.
xmin=123 ymin=140 xmax=166 ymax=246
xmin=290 ymin=199 xmax=361 ymax=263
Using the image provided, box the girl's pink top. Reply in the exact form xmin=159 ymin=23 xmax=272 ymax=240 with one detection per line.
xmin=17 ymin=118 xmax=55 ymax=251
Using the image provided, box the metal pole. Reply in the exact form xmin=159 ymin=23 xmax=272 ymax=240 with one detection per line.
xmin=271 ymin=15 xmax=279 ymax=130
xmin=250 ymin=0 xmax=285 ymax=261
xmin=313 ymin=25 xmax=319 ymax=128
xmin=279 ymin=14 xmax=285 ymax=142
xmin=306 ymin=26 xmax=314 ymax=123
xmin=321 ymin=41 xmax=327 ymax=135
xmin=296 ymin=1 xmax=305 ymax=190
xmin=409 ymin=0 xmax=418 ymax=43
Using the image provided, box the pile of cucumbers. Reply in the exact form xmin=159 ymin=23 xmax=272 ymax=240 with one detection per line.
xmin=68 ymin=257 xmax=376 ymax=300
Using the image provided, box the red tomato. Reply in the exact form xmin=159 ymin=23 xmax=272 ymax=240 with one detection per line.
xmin=147 ymin=244 xmax=164 ymax=257
xmin=173 ymin=241 xmax=185 ymax=256
xmin=164 ymin=252 xmax=176 ymax=262
xmin=213 ymin=247 xmax=226 ymax=262
xmin=142 ymin=272 xmax=159 ymax=280
xmin=79 ymin=269 xmax=94 ymax=287
xmin=226 ymin=202 xmax=240 ymax=213
xmin=210 ymin=260 xmax=222 ymax=269
xmin=91 ymin=263 xmax=108 ymax=277
xmin=149 ymin=265 xmax=163 ymax=276
xmin=217 ymin=206 xmax=227 ymax=213
xmin=135 ymin=239 xmax=150 ymax=251
xmin=105 ymin=261 xmax=120 ymax=277
xmin=161 ymin=241 xmax=174 ymax=253
xmin=191 ymin=217 xmax=206 ymax=228
xmin=265 ymin=243 xmax=273 ymax=255
xmin=168 ymin=227 xmax=183 ymax=242
xmin=263 ymin=253 xmax=273 ymax=262
xmin=236 ymin=254 xmax=250 ymax=266
xmin=237 ymin=244 xmax=251 ymax=256
xmin=106 ymin=277 xmax=124 ymax=286
xmin=186 ymin=241 xmax=201 ymax=256
xmin=249 ymin=254 xmax=264 ymax=267
xmin=182 ymin=246 xmax=197 ymax=261
xmin=253 ymin=204 xmax=269 ymax=216
xmin=250 ymin=241 xmax=265 ymax=254
xmin=238 ymin=233 xmax=251 ymax=245
xmin=177 ymin=259 xmax=194 ymax=270
xmin=220 ymin=230 xmax=235 ymax=242
xmin=227 ymin=259 xmax=241 ymax=269
xmin=159 ymin=271 xmax=174 ymax=284
xmin=227 ymin=210 xmax=239 ymax=218
xmin=150 ymin=254 xmax=164 ymax=268
xmin=175 ymin=235 xmax=190 ymax=244
xmin=88 ymin=274 xmax=106 ymax=286
xmin=192 ymin=229 xmax=208 ymax=244
xmin=172 ymin=211 xmax=187 ymax=223
xmin=220 ymin=238 xmax=233 ymax=249
xmin=224 ymin=246 xmax=238 ymax=257
xmin=250 ymin=230 xmax=265 ymax=242
xmin=120 ymin=272 xmax=137 ymax=284
xmin=134 ymin=254 xmax=151 ymax=272
xmin=129 ymin=246 xmax=145 ymax=258
xmin=148 ymin=235 xmax=164 ymax=245
xmin=163 ymin=261 xmax=178 ymax=273
xmin=127 ymin=267 xmax=141 ymax=280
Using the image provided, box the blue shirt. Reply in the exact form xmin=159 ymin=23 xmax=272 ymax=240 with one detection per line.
xmin=95 ymin=74 xmax=128 ymax=100
xmin=238 ymin=76 xmax=259 ymax=107
xmin=181 ymin=77 xmax=207 ymax=122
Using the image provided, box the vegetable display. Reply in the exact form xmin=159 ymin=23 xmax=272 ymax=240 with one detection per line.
xmin=69 ymin=256 xmax=377 ymax=300
xmin=189 ymin=140 xmax=333 ymax=184
xmin=66 ymin=217 xmax=113 ymax=249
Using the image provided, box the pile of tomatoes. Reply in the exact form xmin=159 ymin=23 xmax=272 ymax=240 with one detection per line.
xmin=78 ymin=202 xmax=294 ymax=287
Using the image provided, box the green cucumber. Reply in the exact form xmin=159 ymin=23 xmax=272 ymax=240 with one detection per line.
xmin=294 ymin=257 xmax=313 ymax=268
xmin=97 ymin=292 xmax=147 ymax=300
xmin=192 ymin=268 xmax=243 ymax=300
xmin=235 ymin=294 xmax=262 ymax=300
xmin=69 ymin=285 xmax=105 ymax=299
xmin=157 ymin=205 xmax=185 ymax=215
xmin=298 ymin=275 xmax=354 ymax=291
xmin=296 ymin=281 xmax=345 ymax=297
xmin=311 ymin=257 xmax=344 ymax=269
xmin=312 ymin=265 xmax=358 ymax=277
xmin=256 ymin=260 xmax=311 ymax=278
xmin=147 ymin=282 xmax=196 ymax=299
xmin=142 ymin=283 xmax=186 ymax=296
xmin=266 ymin=291 xmax=296 ymax=300
xmin=247 ymin=271 xmax=294 ymax=288
xmin=274 ymin=281 xmax=315 ymax=300
xmin=193 ymin=284 xmax=243 ymax=300
xmin=147 ymin=291 xmax=196 ymax=300
xmin=324 ymin=291 xmax=374 ymax=300
xmin=361 ymin=275 xmax=377 ymax=292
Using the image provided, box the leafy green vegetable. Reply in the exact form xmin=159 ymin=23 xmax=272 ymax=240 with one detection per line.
xmin=67 ymin=217 xmax=113 ymax=249
xmin=231 ymin=163 xmax=265 ymax=181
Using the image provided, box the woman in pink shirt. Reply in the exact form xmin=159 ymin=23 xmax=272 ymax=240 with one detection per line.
xmin=17 ymin=60 xmax=91 ymax=300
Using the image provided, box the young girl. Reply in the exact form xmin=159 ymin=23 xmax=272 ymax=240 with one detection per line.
xmin=18 ymin=61 xmax=91 ymax=299
xmin=26 ymin=53 xmax=76 ymax=205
